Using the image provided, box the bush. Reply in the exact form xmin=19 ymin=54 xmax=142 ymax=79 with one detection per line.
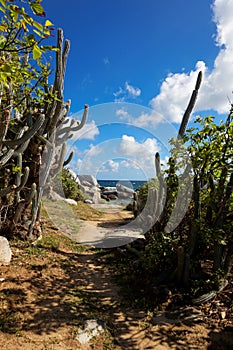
xmin=53 ymin=168 xmax=84 ymax=202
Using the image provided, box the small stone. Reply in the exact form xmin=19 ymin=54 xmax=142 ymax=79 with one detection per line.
xmin=76 ymin=318 xmax=106 ymax=344
xmin=220 ymin=311 xmax=226 ymax=319
xmin=0 ymin=236 xmax=12 ymax=265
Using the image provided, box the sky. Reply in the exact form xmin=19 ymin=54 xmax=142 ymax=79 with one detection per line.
xmin=42 ymin=0 xmax=233 ymax=180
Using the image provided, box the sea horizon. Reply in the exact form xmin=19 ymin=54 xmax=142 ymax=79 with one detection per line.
xmin=97 ymin=179 xmax=146 ymax=191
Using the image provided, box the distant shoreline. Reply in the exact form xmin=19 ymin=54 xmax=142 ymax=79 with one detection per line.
xmin=97 ymin=179 xmax=146 ymax=191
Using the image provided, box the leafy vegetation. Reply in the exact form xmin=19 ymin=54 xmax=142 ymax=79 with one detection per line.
xmin=53 ymin=167 xmax=84 ymax=202
xmin=0 ymin=0 xmax=88 ymax=240
xmin=124 ymin=73 xmax=233 ymax=301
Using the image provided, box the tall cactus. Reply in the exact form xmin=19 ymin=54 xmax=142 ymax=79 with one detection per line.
xmin=0 ymin=27 xmax=88 ymax=241
xmin=178 ymin=71 xmax=202 ymax=139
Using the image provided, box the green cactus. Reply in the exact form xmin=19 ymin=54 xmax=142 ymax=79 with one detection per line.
xmin=63 ymin=150 xmax=74 ymax=166
xmin=15 ymin=153 xmax=22 ymax=203
xmin=178 ymin=71 xmax=202 ymax=139
xmin=4 ymin=113 xmax=45 ymax=148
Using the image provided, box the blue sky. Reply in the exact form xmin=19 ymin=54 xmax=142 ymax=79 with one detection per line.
xmin=43 ymin=0 xmax=233 ymax=180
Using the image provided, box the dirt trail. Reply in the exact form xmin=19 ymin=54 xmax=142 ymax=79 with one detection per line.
xmin=0 ymin=206 xmax=231 ymax=349
xmin=73 ymin=205 xmax=143 ymax=249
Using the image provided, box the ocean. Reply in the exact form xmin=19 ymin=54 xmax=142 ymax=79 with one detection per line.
xmin=97 ymin=179 xmax=146 ymax=191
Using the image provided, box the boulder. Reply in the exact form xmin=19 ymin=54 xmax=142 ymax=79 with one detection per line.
xmin=77 ymin=175 xmax=98 ymax=187
xmin=0 ymin=236 xmax=12 ymax=265
xmin=116 ymin=183 xmax=134 ymax=199
xmin=77 ymin=175 xmax=101 ymax=204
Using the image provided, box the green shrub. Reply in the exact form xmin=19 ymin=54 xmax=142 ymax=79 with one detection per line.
xmin=53 ymin=168 xmax=84 ymax=202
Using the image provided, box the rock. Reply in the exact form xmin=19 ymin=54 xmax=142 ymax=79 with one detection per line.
xmin=116 ymin=183 xmax=134 ymax=199
xmin=76 ymin=318 xmax=106 ymax=344
xmin=108 ymin=194 xmax=118 ymax=200
xmin=0 ymin=236 xmax=12 ymax=265
xmin=64 ymin=198 xmax=77 ymax=205
xmin=84 ymin=199 xmax=93 ymax=204
xmin=48 ymin=190 xmax=77 ymax=205
xmin=101 ymin=194 xmax=110 ymax=202
xmin=78 ymin=175 xmax=98 ymax=187
xmin=77 ymin=175 xmax=101 ymax=204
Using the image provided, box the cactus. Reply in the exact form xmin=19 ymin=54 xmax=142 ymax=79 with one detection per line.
xmin=178 ymin=71 xmax=202 ymax=139
xmin=15 ymin=153 xmax=22 ymax=204
xmin=0 ymin=126 xmax=27 ymax=167
xmin=63 ymin=150 xmax=74 ymax=166
xmin=4 ymin=113 xmax=45 ymax=147
xmin=0 ymin=28 xmax=88 ymax=241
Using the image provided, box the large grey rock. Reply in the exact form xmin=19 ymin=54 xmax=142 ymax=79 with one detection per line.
xmin=116 ymin=183 xmax=134 ymax=199
xmin=0 ymin=236 xmax=12 ymax=265
xmin=78 ymin=175 xmax=101 ymax=204
xmin=78 ymin=175 xmax=98 ymax=187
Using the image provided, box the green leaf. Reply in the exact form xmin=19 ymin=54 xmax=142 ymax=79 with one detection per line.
xmin=32 ymin=44 xmax=42 ymax=60
xmin=12 ymin=165 xmax=21 ymax=174
xmin=33 ymin=20 xmax=43 ymax=32
xmin=30 ymin=2 xmax=45 ymax=16
xmin=0 ymin=0 xmax=7 ymax=9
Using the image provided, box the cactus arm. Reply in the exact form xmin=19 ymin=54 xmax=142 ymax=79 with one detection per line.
xmin=15 ymin=153 xmax=22 ymax=203
xmin=16 ymin=166 xmax=29 ymax=192
xmin=0 ymin=166 xmax=29 ymax=197
xmin=47 ymin=30 xmax=71 ymax=135
xmin=4 ymin=114 xmax=45 ymax=147
xmin=10 ymin=183 xmax=37 ymax=233
xmin=63 ymin=150 xmax=74 ymax=166
xmin=69 ymin=104 xmax=89 ymax=131
xmin=178 ymin=71 xmax=202 ymax=139
xmin=0 ymin=109 xmax=11 ymax=152
xmin=0 ymin=126 xmax=27 ymax=167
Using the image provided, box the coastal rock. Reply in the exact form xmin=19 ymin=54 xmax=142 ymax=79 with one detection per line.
xmin=77 ymin=175 xmax=98 ymax=187
xmin=116 ymin=183 xmax=134 ymax=199
xmin=0 ymin=236 xmax=12 ymax=265
xmin=77 ymin=175 xmax=101 ymax=204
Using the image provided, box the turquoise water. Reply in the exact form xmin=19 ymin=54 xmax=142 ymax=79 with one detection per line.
xmin=97 ymin=179 xmax=146 ymax=190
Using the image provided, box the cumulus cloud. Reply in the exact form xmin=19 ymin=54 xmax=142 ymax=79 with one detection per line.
xmin=116 ymin=135 xmax=161 ymax=174
xmin=100 ymin=159 xmax=119 ymax=173
xmin=114 ymin=82 xmax=141 ymax=101
xmin=119 ymin=134 xmax=158 ymax=154
xmin=116 ymin=107 xmax=164 ymax=128
xmin=72 ymin=120 xmax=100 ymax=140
xmin=148 ymin=0 xmax=233 ymax=124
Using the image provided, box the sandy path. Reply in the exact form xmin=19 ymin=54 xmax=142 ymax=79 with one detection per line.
xmin=72 ymin=205 xmax=144 ymax=248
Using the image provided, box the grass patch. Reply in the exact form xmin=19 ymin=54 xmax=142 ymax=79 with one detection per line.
xmin=73 ymin=201 xmax=103 ymax=220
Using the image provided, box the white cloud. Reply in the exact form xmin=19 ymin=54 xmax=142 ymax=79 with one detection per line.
xmin=118 ymin=134 xmax=160 ymax=157
xmin=114 ymin=82 xmax=141 ymax=101
xmin=117 ymin=135 xmax=161 ymax=176
xmin=120 ymin=159 xmax=140 ymax=170
xmin=103 ymin=56 xmax=110 ymax=65
xmin=115 ymin=107 xmax=165 ymax=129
xmin=72 ymin=120 xmax=100 ymax=140
xmin=116 ymin=108 xmax=131 ymax=120
xmin=125 ymin=82 xmax=141 ymax=97
xmin=148 ymin=0 xmax=233 ymax=124
xmin=100 ymin=159 xmax=119 ymax=173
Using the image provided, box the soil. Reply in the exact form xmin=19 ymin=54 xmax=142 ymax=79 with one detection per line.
xmin=0 ymin=204 xmax=232 ymax=349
